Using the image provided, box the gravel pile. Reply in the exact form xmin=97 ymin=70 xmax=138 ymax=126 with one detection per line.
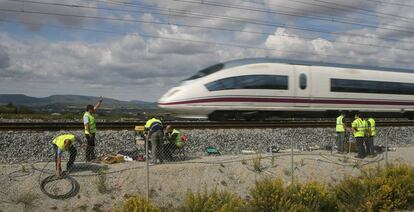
xmin=0 ymin=127 xmax=413 ymax=163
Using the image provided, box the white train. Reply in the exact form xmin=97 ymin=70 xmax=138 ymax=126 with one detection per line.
xmin=158 ymin=58 xmax=414 ymax=120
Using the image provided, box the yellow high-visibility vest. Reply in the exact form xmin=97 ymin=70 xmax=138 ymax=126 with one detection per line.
xmin=172 ymin=129 xmax=184 ymax=147
xmin=363 ymin=120 xmax=368 ymax=136
xmin=336 ymin=115 xmax=345 ymax=132
xmin=368 ymin=118 xmax=376 ymax=136
xmin=145 ymin=118 xmax=162 ymax=129
xmin=53 ymin=134 xmax=75 ymax=150
xmin=352 ymin=118 xmax=365 ymax=137
xmin=83 ymin=112 xmax=96 ymax=134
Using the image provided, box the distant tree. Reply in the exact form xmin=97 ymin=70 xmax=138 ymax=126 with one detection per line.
xmin=6 ymin=101 xmax=14 ymax=108
xmin=16 ymin=106 xmax=33 ymax=114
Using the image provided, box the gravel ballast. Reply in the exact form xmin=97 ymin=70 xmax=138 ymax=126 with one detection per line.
xmin=0 ymin=127 xmax=413 ymax=163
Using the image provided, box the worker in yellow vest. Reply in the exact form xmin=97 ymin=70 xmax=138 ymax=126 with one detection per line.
xmin=52 ymin=134 xmax=84 ymax=177
xmin=367 ymin=117 xmax=376 ymax=156
xmin=336 ymin=112 xmax=347 ymax=153
xmin=352 ymin=113 xmax=366 ymax=158
xmin=164 ymin=125 xmax=185 ymax=161
xmin=83 ymin=96 xmax=102 ymax=162
xmin=145 ymin=116 xmax=164 ymax=164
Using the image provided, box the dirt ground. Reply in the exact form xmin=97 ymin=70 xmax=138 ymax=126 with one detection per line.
xmin=0 ymin=147 xmax=413 ymax=212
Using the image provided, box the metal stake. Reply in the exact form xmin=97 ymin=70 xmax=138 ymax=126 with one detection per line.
xmin=291 ymin=129 xmax=296 ymax=184
xmin=145 ymin=135 xmax=149 ymax=200
xmin=385 ymin=128 xmax=391 ymax=167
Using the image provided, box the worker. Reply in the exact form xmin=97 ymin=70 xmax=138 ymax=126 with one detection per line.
xmin=164 ymin=125 xmax=184 ymax=161
xmin=352 ymin=113 xmax=366 ymax=158
xmin=52 ymin=134 xmax=84 ymax=177
xmin=367 ymin=117 xmax=376 ymax=156
xmin=83 ymin=96 xmax=102 ymax=162
xmin=145 ymin=116 xmax=164 ymax=164
xmin=336 ymin=111 xmax=346 ymax=153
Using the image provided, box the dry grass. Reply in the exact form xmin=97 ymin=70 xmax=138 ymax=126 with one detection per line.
xmin=13 ymin=192 xmax=39 ymax=209
xmin=95 ymin=170 xmax=109 ymax=194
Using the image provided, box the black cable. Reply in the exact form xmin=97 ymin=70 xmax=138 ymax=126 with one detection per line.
xmin=40 ymin=175 xmax=80 ymax=199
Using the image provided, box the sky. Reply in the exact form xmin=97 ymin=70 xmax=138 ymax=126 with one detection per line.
xmin=0 ymin=0 xmax=413 ymax=102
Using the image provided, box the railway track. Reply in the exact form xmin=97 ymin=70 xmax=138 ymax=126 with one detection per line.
xmin=1 ymin=120 xmax=414 ymax=131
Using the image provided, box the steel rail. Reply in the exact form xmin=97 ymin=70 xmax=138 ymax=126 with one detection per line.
xmin=0 ymin=121 xmax=414 ymax=131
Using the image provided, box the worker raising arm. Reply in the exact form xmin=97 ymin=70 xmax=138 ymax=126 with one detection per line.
xmin=83 ymin=96 xmax=102 ymax=162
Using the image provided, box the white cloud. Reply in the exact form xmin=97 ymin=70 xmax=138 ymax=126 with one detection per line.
xmin=1 ymin=0 xmax=414 ymax=101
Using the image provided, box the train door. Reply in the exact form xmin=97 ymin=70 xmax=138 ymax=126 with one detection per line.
xmin=294 ymin=65 xmax=311 ymax=107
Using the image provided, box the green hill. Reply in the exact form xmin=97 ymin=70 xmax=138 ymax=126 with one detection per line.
xmin=0 ymin=94 xmax=157 ymax=109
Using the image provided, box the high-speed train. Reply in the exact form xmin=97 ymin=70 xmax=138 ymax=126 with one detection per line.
xmin=158 ymin=58 xmax=414 ymax=120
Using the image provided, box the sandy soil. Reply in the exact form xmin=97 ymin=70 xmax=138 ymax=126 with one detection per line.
xmin=0 ymin=147 xmax=413 ymax=212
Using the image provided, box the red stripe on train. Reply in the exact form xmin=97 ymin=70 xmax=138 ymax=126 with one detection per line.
xmin=159 ymin=97 xmax=414 ymax=106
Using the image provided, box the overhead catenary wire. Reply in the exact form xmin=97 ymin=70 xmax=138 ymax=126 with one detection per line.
xmin=4 ymin=0 xmax=414 ymax=52
xmin=89 ymin=0 xmax=414 ymax=46
xmin=311 ymin=0 xmax=414 ymax=22
xmin=169 ymin=0 xmax=414 ymax=33
xmin=1 ymin=0 xmax=413 ymax=68
xmin=240 ymin=0 xmax=414 ymax=25
xmin=364 ymin=0 xmax=414 ymax=8
xmin=2 ymin=16 xmax=414 ymax=67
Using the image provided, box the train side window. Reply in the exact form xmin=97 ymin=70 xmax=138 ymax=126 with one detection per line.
xmin=299 ymin=73 xmax=307 ymax=90
xmin=205 ymin=75 xmax=288 ymax=91
xmin=331 ymin=78 xmax=414 ymax=95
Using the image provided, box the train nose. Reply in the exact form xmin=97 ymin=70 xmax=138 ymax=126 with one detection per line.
xmin=158 ymin=88 xmax=181 ymax=107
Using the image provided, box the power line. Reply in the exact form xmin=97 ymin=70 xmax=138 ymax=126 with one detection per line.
xmin=5 ymin=0 xmax=414 ymax=52
xmin=363 ymin=0 xmax=414 ymax=8
xmin=240 ymin=0 xmax=414 ymax=26
xmin=311 ymin=0 xmax=414 ymax=22
xmin=0 ymin=18 xmax=412 ymax=67
xmin=93 ymin=0 xmax=414 ymax=45
xmin=165 ymin=0 xmax=414 ymax=34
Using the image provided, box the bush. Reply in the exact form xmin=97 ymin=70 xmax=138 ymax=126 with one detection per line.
xmin=116 ymin=196 xmax=160 ymax=212
xmin=286 ymin=181 xmax=335 ymax=211
xmin=250 ymin=178 xmax=334 ymax=212
xmin=334 ymin=163 xmax=414 ymax=211
xmin=179 ymin=188 xmax=247 ymax=212
xmin=113 ymin=164 xmax=414 ymax=211
xmin=250 ymin=178 xmax=292 ymax=211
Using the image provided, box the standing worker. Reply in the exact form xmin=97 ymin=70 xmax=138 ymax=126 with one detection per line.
xmin=367 ymin=117 xmax=376 ymax=156
xmin=83 ymin=96 xmax=103 ymax=162
xmin=145 ymin=116 xmax=164 ymax=164
xmin=336 ymin=111 xmax=346 ymax=153
xmin=52 ymin=134 xmax=84 ymax=177
xmin=352 ymin=113 xmax=366 ymax=158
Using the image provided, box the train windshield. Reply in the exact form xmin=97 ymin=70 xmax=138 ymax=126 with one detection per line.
xmin=185 ymin=63 xmax=224 ymax=81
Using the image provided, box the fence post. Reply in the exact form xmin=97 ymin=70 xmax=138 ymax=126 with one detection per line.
xmin=385 ymin=128 xmax=392 ymax=167
xmin=145 ymin=135 xmax=149 ymax=200
xmin=291 ymin=129 xmax=296 ymax=184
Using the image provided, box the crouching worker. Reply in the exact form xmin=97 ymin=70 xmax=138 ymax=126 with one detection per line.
xmin=164 ymin=125 xmax=186 ymax=161
xmin=52 ymin=134 xmax=84 ymax=177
